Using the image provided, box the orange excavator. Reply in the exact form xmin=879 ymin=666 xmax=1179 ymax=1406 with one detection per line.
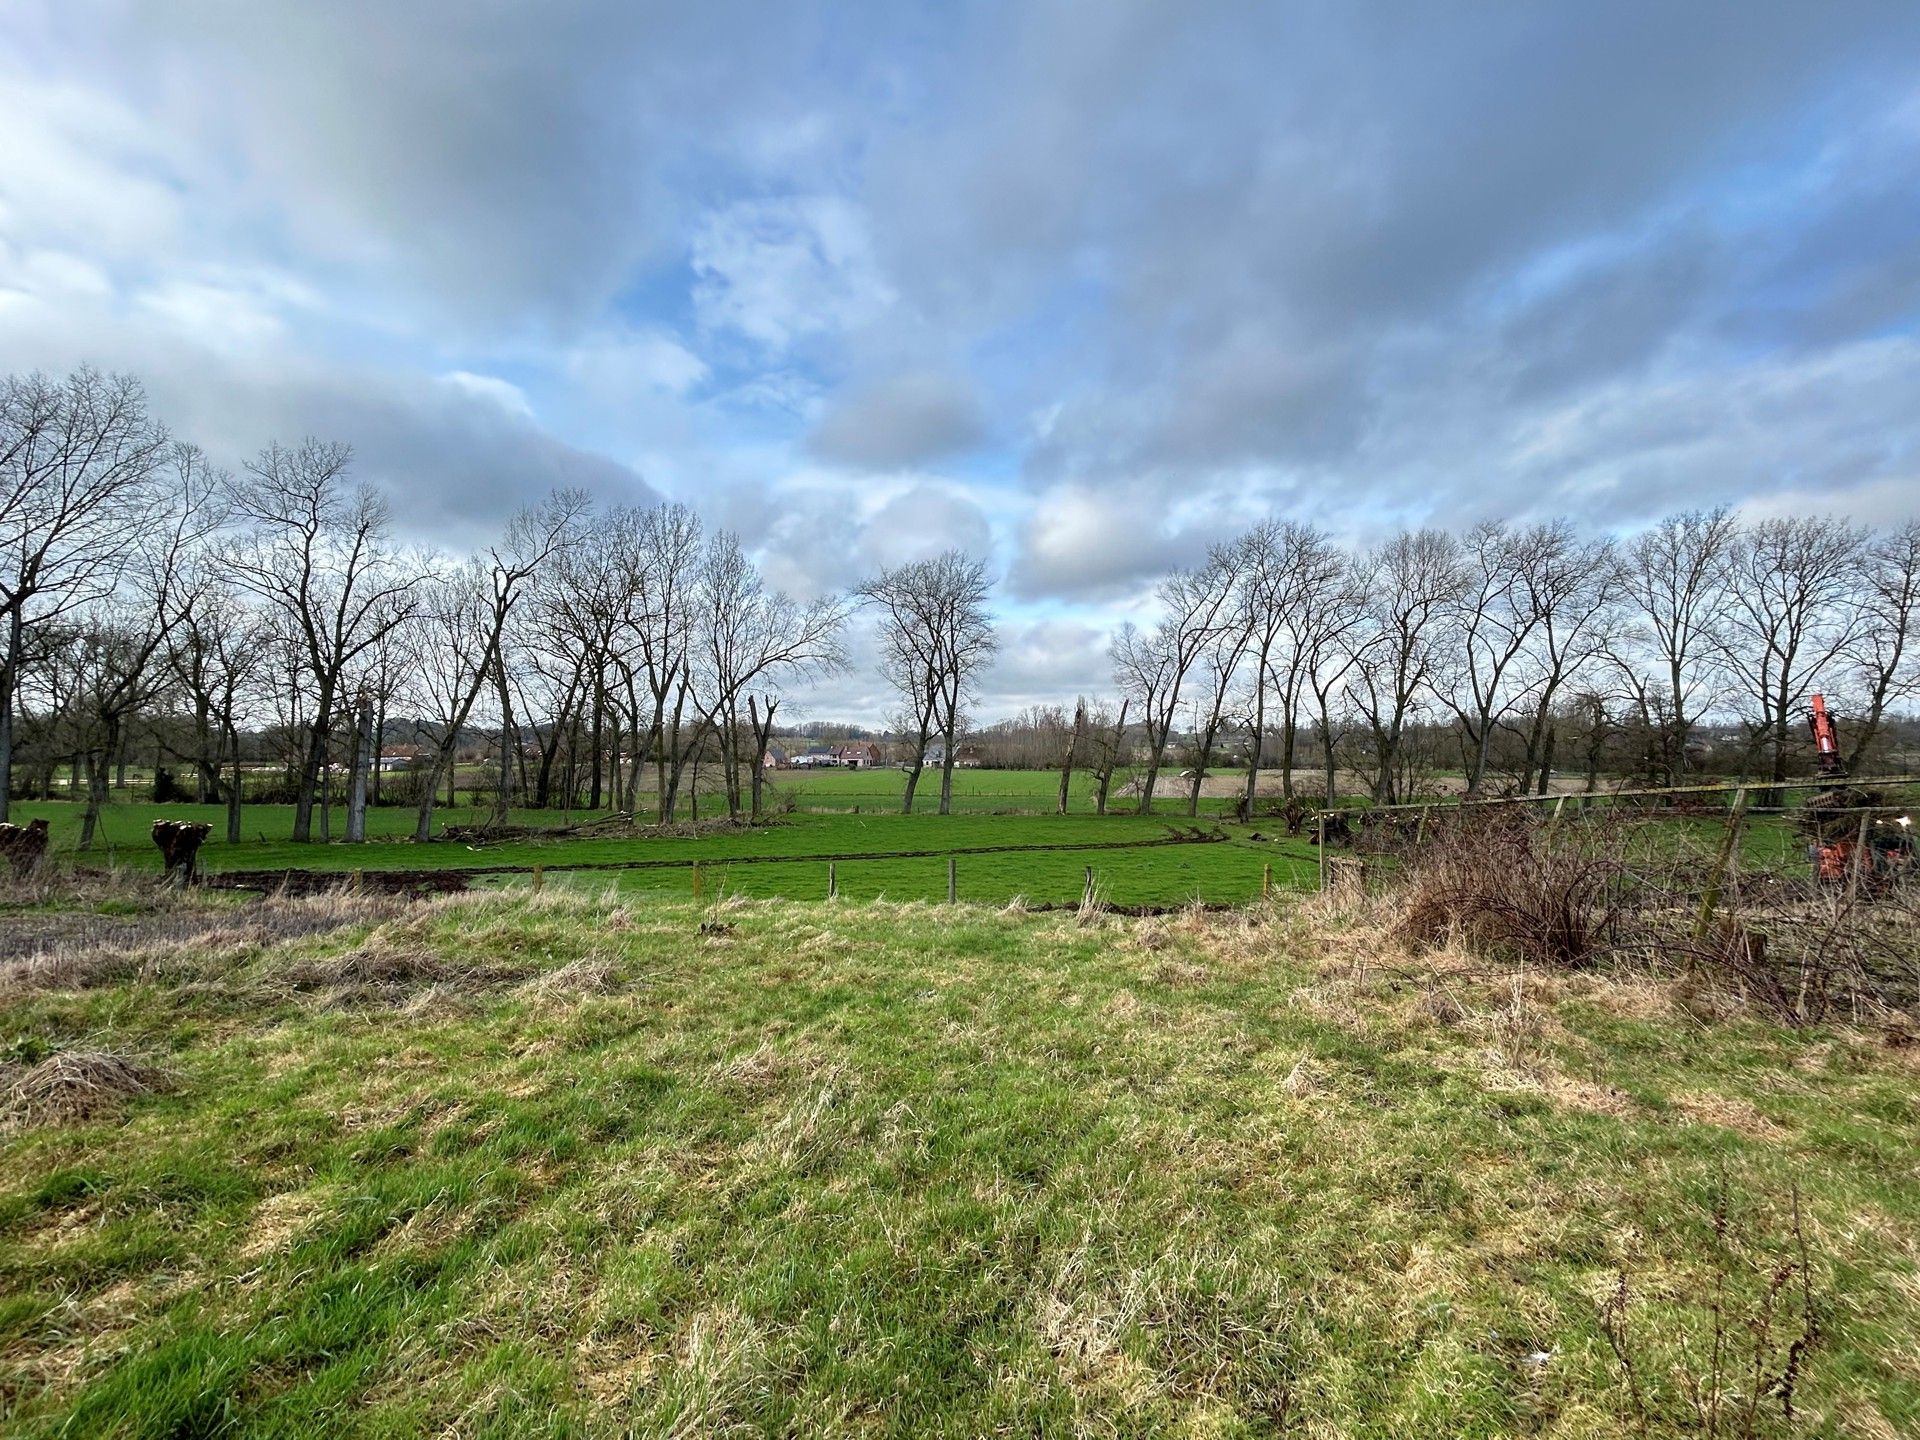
xmin=1800 ymin=693 xmax=1912 ymax=887
xmin=1807 ymin=693 xmax=1845 ymax=780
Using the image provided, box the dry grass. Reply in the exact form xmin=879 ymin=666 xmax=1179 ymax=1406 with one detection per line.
xmin=2 ymin=1049 xmax=173 ymax=1129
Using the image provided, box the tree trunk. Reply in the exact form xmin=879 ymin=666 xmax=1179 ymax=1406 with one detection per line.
xmin=1319 ymin=708 xmax=1338 ymax=806
xmin=371 ymin=703 xmax=385 ymax=805
xmin=588 ymin=684 xmax=604 ymax=809
xmin=492 ymin=649 xmax=514 ymax=826
xmin=938 ymin=719 xmax=957 ymax=815
xmin=1241 ymin=686 xmax=1266 ymax=819
xmin=225 ymin=718 xmax=243 ymax=844
xmin=0 ymin=614 xmax=20 ymax=822
xmin=346 ymin=697 xmax=372 ymax=842
xmin=1094 ymin=699 xmax=1128 ymax=816
xmin=661 ymin=682 xmax=692 ymax=821
xmin=291 ymin=679 xmax=336 ymax=843
xmin=79 ymin=743 xmax=110 ymax=849
xmin=1057 ymin=703 xmax=1084 ymax=815
xmin=1136 ymin=715 xmax=1170 ymax=815
xmin=748 ymin=695 xmax=777 ymax=821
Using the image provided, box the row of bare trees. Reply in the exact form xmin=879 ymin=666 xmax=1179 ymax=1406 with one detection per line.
xmin=1107 ymin=512 xmax=1919 ymax=810
xmin=5 ymin=368 xmax=1916 ymax=835
xmin=0 ymin=369 xmax=862 ymax=844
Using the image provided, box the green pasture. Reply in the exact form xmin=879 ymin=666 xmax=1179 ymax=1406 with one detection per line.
xmin=14 ymin=800 xmax=1319 ymax=908
xmin=18 ymin=771 xmax=1906 ymax=908
xmin=2 ymin=890 xmax=1914 ymax=1434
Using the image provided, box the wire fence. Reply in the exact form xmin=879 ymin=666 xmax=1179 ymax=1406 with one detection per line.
xmin=1332 ymin=776 xmax=1920 ymax=1024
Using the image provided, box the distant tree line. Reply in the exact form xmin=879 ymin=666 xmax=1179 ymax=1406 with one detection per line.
xmin=3 ymin=368 xmax=1915 ymax=841
xmin=1099 ymin=512 xmax=1917 ymax=812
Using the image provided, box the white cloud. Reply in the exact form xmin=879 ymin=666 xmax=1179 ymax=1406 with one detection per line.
xmin=440 ymin=370 xmax=535 ymax=420
xmin=691 ymin=195 xmax=896 ymax=351
xmin=564 ymin=329 xmax=709 ymax=399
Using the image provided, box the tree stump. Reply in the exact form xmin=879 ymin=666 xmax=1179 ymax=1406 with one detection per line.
xmin=1327 ymin=856 xmax=1368 ymax=901
xmin=0 ymin=818 xmax=50 ymax=878
xmin=152 ymin=820 xmax=212 ymax=886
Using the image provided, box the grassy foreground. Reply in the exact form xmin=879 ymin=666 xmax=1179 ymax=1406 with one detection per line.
xmin=2 ymin=888 xmax=1916 ymax=1436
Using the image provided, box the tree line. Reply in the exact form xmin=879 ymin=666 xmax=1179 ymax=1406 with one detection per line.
xmin=1102 ymin=510 xmax=1916 ymax=812
xmin=2 ymin=369 xmax=1013 ymax=843
xmin=4 ymin=368 xmax=1915 ymax=841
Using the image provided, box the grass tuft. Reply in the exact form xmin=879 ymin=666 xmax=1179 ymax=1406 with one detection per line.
xmin=2 ymin=1048 xmax=173 ymax=1128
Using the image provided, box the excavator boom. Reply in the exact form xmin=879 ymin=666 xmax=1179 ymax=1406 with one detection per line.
xmin=1807 ymin=693 xmax=1845 ymax=778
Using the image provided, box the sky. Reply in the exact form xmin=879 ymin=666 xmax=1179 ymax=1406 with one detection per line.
xmin=3 ymin=1 xmax=1918 ymax=724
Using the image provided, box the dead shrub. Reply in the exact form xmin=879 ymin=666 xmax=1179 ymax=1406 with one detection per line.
xmin=3 ymin=1049 xmax=174 ymax=1128
xmin=1394 ymin=809 xmax=1625 ymax=968
xmin=1664 ymin=888 xmax=1920 ymax=1029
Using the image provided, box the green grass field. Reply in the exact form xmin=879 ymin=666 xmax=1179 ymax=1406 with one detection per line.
xmin=15 ymin=800 xmax=1322 ymax=908
xmin=766 ymin=765 xmax=1244 ymax=815
xmin=19 ymin=769 xmax=1899 ymax=908
xmin=2 ymin=888 xmax=1914 ymax=1436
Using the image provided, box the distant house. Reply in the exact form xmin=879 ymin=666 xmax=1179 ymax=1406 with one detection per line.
xmin=792 ymin=745 xmax=838 ymax=768
xmin=377 ymin=746 xmax=423 ymax=773
xmin=762 ymin=743 xmax=790 ymax=769
xmin=921 ymin=743 xmax=983 ymax=770
xmin=833 ymin=741 xmax=882 ymax=770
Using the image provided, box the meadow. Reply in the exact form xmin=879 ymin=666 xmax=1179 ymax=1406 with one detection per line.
xmin=12 ymin=789 xmax=1325 ymax=909
xmin=2 ymin=886 xmax=1914 ymax=1436
xmin=9 ymin=764 xmax=1845 ymax=911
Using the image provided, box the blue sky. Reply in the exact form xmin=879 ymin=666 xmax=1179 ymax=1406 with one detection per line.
xmin=2 ymin=2 xmax=1918 ymax=720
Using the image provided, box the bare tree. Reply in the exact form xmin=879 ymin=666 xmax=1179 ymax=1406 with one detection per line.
xmin=1510 ymin=529 xmax=1618 ymax=793
xmin=1348 ymin=530 xmax=1463 ymax=803
xmin=1717 ymin=516 xmax=1865 ymax=788
xmin=1181 ymin=620 xmax=1253 ymax=816
xmin=1112 ymin=550 xmax=1241 ymax=814
xmin=62 ymin=445 xmax=220 ymax=845
xmin=1233 ymin=522 xmax=1339 ymax=811
xmin=628 ymin=504 xmax=704 ymax=817
xmin=0 ymin=369 xmax=169 ymax=818
xmin=1614 ymin=508 xmax=1738 ymax=782
xmin=858 ymin=551 xmax=996 ymax=814
xmin=688 ymin=531 xmax=848 ymax=819
xmin=405 ymin=491 xmax=588 ymax=841
xmin=1084 ymin=696 xmax=1131 ymax=815
xmin=224 ymin=440 xmax=422 ymax=841
xmin=1445 ymin=520 xmax=1543 ymax=796
xmin=1842 ymin=519 xmax=1919 ymax=771
xmin=166 ymin=496 xmax=275 ymax=843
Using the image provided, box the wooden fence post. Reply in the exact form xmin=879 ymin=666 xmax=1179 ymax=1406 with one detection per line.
xmin=947 ymin=856 xmax=957 ymax=904
xmin=691 ymin=862 xmax=704 ymax=900
xmin=1262 ymin=862 xmax=1272 ymax=899
xmin=827 ymin=862 xmax=837 ymax=900
xmin=1081 ymin=865 xmax=1096 ymax=909
xmin=1317 ymin=815 xmax=1328 ymax=892
xmin=532 ymin=863 xmax=544 ymax=893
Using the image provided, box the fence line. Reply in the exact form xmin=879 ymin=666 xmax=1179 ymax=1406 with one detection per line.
xmin=1358 ymin=773 xmax=1919 ymax=816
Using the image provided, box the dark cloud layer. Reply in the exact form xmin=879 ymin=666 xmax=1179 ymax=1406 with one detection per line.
xmin=4 ymin=0 xmax=1919 ymax=713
